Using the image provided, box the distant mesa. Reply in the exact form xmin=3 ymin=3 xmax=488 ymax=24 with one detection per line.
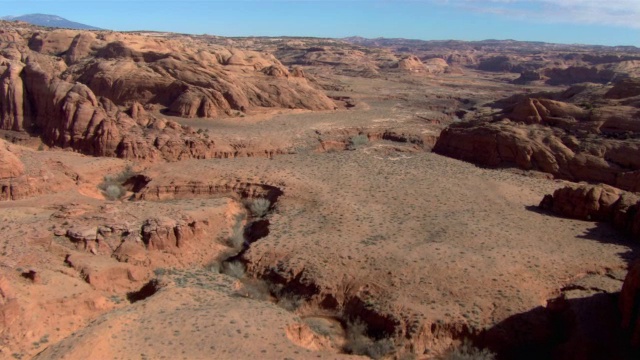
xmin=1 ymin=13 xmax=101 ymax=30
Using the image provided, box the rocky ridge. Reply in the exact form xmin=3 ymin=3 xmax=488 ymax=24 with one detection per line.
xmin=434 ymin=83 xmax=640 ymax=192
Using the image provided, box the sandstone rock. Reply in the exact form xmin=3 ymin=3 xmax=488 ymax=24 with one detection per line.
xmin=396 ymin=55 xmax=426 ymax=72
xmin=65 ymin=32 xmax=96 ymax=64
xmin=513 ymin=70 xmax=545 ymax=84
xmin=605 ymin=78 xmax=640 ymax=99
xmin=141 ymin=217 xmax=203 ymax=251
xmin=478 ymin=55 xmax=517 ymax=72
xmin=27 ymin=29 xmax=77 ymax=55
xmin=0 ymin=139 xmax=24 ymax=179
xmin=261 ymin=64 xmax=289 ymax=77
xmin=290 ymin=66 xmax=305 ymax=78
xmin=67 ymin=227 xmax=98 ymax=243
xmin=423 ymin=58 xmax=451 ymax=74
xmin=539 ymin=183 xmax=640 ymax=238
xmin=434 ymin=95 xmax=640 ymax=192
xmin=542 ymin=66 xmax=617 ymax=85
xmin=65 ymin=253 xmax=150 ymax=292
xmin=0 ymin=25 xmax=336 ymax=161
xmin=509 ymin=98 xmax=587 ymax=125
xmin=112 ymin=241 xmax=150 ymax=267
xmin=0 ymin=61 xmax=27 ymax=131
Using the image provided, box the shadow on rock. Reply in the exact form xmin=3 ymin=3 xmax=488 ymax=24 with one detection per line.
xmin=525 ymin=205 xmax=640 ymax=265
xmin=477 ymin=291 xmax=639 ymax=360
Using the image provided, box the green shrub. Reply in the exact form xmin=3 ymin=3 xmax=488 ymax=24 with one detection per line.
xmin=348 ymin=134 xmax=369 ymax=150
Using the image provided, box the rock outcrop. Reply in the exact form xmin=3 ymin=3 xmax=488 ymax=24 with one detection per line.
xmin=141 ymin=217 xmax=205 ymax=251
xmin=395 ymin=55 xmax=426 ymax=72
xmin=434 ymin=91 xmax=640 ymax=191
xmin=606 ymin=78 xmax=640 ymax=100
xmin=0 ymin=23 xmax=336 ymax=161
xmin=539 ymin=184 xmax=640 ymax=238
xmin=542 ymin=66 xmax=618 ymax=85
xmin=0 ymin=139 xmax=23 ymax=179
xmin=65 ymin=254 xmax=150 ymax=292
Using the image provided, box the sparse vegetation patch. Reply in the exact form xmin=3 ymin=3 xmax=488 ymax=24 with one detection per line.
xmin=98 ymin=165 xmax=138 ymax=200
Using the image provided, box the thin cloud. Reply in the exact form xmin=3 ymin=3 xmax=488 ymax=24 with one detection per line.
xmin=438 ymin=0 xmax=640 ymax=28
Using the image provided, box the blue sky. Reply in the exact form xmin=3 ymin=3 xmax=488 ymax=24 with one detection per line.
xmin=1 ymin=0 xmax=639 ymax=46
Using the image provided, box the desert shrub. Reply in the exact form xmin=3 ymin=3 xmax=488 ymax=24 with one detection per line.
xmin=438 ymin=340 xmax=496 ymax=360
xmin=307 ymin=319 xmax=334 ymax=337
xmin=153 ymin=268 xmax=167 ymax=276
xmin=277 ymin=293 xmax=304 ymax=311
xmin=227 ymin=214 xmax=246 ymax=249
xmin=343 ymin=320 xmax=396 ymax=360
xmin=98 ymin=165 xmax=137 ymax=200
xmin=235 ymin=278 xmax=271 ymax=300
xmin=104 ymin=184 xmax=125 ymax=200
xmin=204 ymin=259 xmax=221 ymax=273
xmin=222 ymin=261 xmax=245 ymax=278
xmin=245 ymin=198 xmax=271 ymax=218
xmin=348 ymin=134 xmax=369 ymax=149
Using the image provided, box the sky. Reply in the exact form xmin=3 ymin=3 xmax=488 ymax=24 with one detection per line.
xmin=1 ymin=0 xmax=639 ymax=46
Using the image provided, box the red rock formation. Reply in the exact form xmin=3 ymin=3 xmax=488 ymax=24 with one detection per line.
xmin=508 ymin=98 xmax=587 ymax=125
xmin=0 ymin=24 xmax=336 ymax=161
xmin=542 ymin=66 xmax=617 ymax=85
xmin=539 ymin=184 xmax=640 ymax=237
xmin=606 ymin=78 xmax=640 ymax=99
xmin=395 ymin=55 xmax=426 ymax=72
xmin=65 ymin=253 xmax=150 ymax=292
xmin=434 ymin=95 xmax=640 ymax=192
xmin=0 ymin=139 xmax=23 ymax=179
xmin=513 ymin=70 xmax=546 ymax=84
xmin=141 ymin=217 xmax=204 ymax=251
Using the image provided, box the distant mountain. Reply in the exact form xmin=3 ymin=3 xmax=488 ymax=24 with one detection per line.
xmin=1 ymin=14 xmax=101 ymax=30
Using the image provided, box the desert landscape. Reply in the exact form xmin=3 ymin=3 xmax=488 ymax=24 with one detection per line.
xmin=1 ymin=17 xmax=640 ymax=360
